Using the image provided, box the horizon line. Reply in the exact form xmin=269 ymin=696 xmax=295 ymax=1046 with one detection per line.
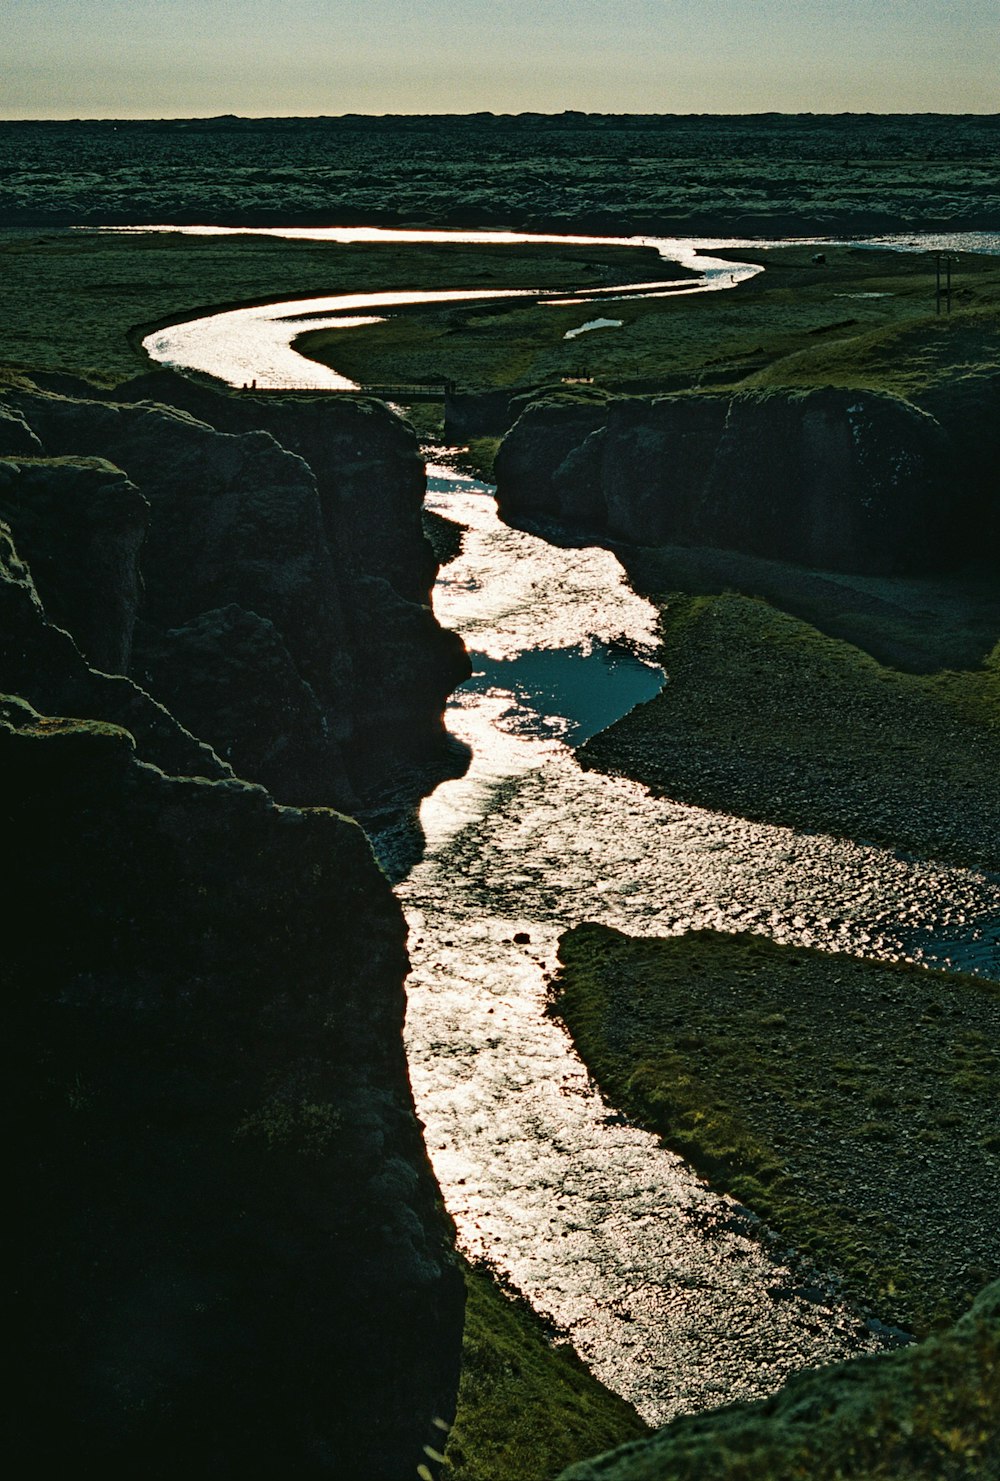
xmin=3 ymin=108 xmax=999 ymax=124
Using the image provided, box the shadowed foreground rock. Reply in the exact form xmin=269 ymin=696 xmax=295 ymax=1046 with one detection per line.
xmin=5 ymin=701 xmax=463 ymax=1477
xmin=1 ymin=387 xmax=467 ymax=1475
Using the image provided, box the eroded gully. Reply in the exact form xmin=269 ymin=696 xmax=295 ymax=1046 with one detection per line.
xmin=141 ymin=226 xmax=1000 ymax=1425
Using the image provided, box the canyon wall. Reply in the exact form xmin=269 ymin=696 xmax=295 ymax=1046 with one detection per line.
xmin=3 ymin=372 xmax=470 ymax=810
xmin=1 ymin=381 xmax=466 ymax=1477
xmin=494 ymin=387 xmax=980 ymax=576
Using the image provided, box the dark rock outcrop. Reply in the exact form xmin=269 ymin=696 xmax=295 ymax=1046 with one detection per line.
xmin=90 ymin=370 xmax=436 ymax=603
xmin=496 ymin=388 xmax=961 ymax=575
xmin=131 ymin=604 xmax=347 ymax=802
xmin=0 ymin=374 xmax=469 ymax=1473
xmin=0 ymin=456 xmax=148 ymax=673
xmin=444 ymin=385 xmax=517 ymax=441
xmin=0 ymin=517 xmax=229 ymax=780
xmin=3 ymin=390 xmax=356 ymax=689
xmin=0 ymin=401 xmax=44 ymax=455
xmin=2 ymin=378 xmax=470 ymax=807
xmin=5 ymin=697 xmax=464 ymax=1479
xmin=494 ymin=399 xmax=609 ymax=523
xmin=919 ymin=367 xmax=1000 ymax=547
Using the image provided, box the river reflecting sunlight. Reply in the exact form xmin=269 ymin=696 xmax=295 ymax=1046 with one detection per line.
xmin=395 ymin=464 xmax=999 ymax=1424
xmin=137 ymin=227 xmax=1000 ymax=1425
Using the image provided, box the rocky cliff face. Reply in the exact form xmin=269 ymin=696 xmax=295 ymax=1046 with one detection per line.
xmin=1 ymin=378 xmax=467 ymax=1475
xmin=101 ymin=370 xmax=438 ymax=605
xmin=495 ymin=388 xmax=963 ymax=575
xmin=919 ymin=367 xmax=1000 ymax=547
xmin=0 ymin=455 xmax=147 ymax=672
xmin=0 ymin=506 xmax=229 ymax=780
xmin=5 ymin=696 xmax=464 ymax=1479
xmin=1 ymin=375 xmax=470 ymax=809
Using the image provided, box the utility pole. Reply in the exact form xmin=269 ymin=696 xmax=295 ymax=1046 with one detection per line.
xmin=935 ymin=252 xmax=955 ymax=315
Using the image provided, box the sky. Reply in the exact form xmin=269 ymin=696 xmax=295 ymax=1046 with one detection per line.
xmin=2 ymin=0 xmax=998 ymax=119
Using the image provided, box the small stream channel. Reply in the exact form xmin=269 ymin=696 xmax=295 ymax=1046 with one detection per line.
xmin=139 ymin=225 xmax=1000 ymax=1424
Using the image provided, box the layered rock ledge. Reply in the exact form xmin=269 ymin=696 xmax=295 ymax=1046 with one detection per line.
xmin=2 ymin=371 xmax=471 ymax=811
xmin=495 ymin=387 xmax=978 ymax=576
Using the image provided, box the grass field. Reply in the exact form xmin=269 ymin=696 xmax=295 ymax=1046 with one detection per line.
xmin=0 ymin=229 xmax=670 ymax=381
xmin=554 ymin=923 xmax=999 ymax=1336
xmin=302 ymin=242 xmax=1000 ymax=401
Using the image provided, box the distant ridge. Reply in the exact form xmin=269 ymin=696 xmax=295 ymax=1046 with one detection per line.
xmin=3 ymin=110 xmax=999 ymax=125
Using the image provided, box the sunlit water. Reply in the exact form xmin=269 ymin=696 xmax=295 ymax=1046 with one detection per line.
xmin=125 ymin=223 xmax=1000 ymax=393
xmin=132 ymin=225 xmax=767 ymax=388
xmin=564 ymin=317 xmax=624 ymax=340
xmin=134 ymin=226 xmax=1000 ymax=1425
xmin=394 ymin=466 xmax=999 ymax=1424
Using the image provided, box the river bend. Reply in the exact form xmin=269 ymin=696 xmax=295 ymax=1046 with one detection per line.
xmin=135 ymin=226 xmax=1000 ymax=1424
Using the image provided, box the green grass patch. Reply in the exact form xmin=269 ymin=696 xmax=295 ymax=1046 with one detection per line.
xmin=461 ymin=436 xmax=502 ymax=480
xmin=300 ymin=299 xmax=571 ymax=390
xmin=745 ymin=300 xmax=1000 ymax=402
xmin=580 ymin=592 xmax=1000 ymax=873
xmin=929 ymin=642 xmax=1000 ymax=730
xmin=448 ymin=1262 xmax=647 ymax=1480
xmin=554 ymin=923 xmax=1000 ymax=1335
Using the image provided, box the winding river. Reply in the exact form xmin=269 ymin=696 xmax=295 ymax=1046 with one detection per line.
xmin=139 ymin=226 xmax=1000 ymax=1425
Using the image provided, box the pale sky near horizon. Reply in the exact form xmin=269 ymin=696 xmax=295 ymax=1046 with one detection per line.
xmin=2 ymin=0 xmax=997 ymax=119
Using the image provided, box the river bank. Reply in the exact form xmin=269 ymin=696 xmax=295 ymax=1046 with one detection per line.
xmin=554 ymin=923 xmax=1000 ymax=1334
xmin=557 ymin=1282 xmax=999 ymax=1481
xmin=577 ymin=589 xmax=1000 ymax=879
xmin=550 ymin=925 xmax=1000 ymax=1480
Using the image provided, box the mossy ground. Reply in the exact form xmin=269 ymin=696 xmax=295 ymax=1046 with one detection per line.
xmin=580 ymin=592 xmax=1000 ymax=875
xmin=557 ymin=1283 xmax=1000 ymax=1481
xmin=301 ymin=242 xmax=1000 ymax=401
xmin=4 ymin=115 xmax=997 ymax=241
xmin=553 ymin=923 xmax=1000 ymax=1336
xmin=448 ymin=1262 xmax=647 ymax=1481
xmin=0 ymin=229 xmax=667 ymax=382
